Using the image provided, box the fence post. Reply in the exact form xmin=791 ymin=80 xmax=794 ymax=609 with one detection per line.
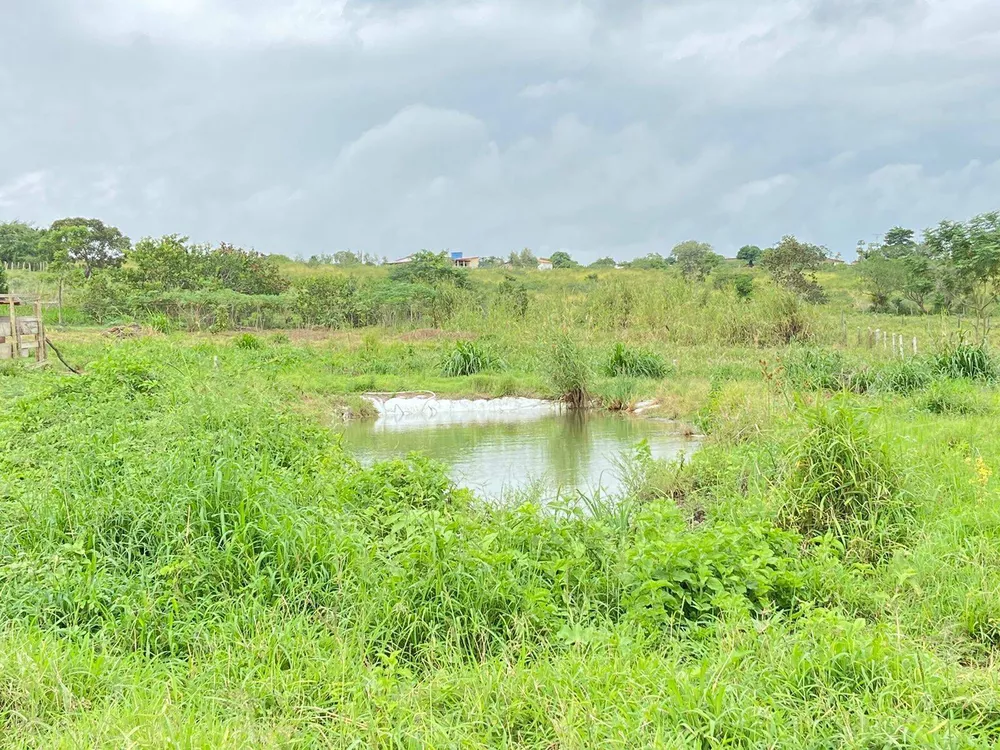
xmin=912 ymin=336 xmax=917 ymax=355
xmin=57 ymin=279 xmax=64 ymax=327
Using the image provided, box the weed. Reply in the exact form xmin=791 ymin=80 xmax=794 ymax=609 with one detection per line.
xmin=935 ymin=342 xmax=995 ymax=381
xmin=602 ymin=343 xmax=669 ymax=379
xmin=779 ymin=399 xmax=911 ymax=562
xmin=440 ymin=340 xmax=499 ymax=377
xmin=548 ymin=331 xmax=591 ymax=407
xmin=233 ymin=333 xmax=264 ymax=350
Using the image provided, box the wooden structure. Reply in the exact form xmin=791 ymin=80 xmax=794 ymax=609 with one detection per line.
xmin=0 ymin=295 xmax=47 ymax=362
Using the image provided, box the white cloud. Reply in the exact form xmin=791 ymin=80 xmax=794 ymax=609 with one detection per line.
xmin=519 ymin=79 xmax=579 ymax=99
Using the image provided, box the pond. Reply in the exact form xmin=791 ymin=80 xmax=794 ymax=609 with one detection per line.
xmin=339 ymin=399 xmax=699 ymax=501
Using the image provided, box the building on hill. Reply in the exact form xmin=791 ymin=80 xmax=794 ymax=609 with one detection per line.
xmin=388 ymin=252 xmax=480 ymax=269
xmin=537 ymin=258 xmax=553 ymax=271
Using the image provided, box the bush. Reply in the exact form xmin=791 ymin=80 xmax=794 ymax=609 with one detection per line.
xmin=875 ymin=359 xmax=933 ymax=394
xmin=602 ymin=343 xmax=669 ymax=379
xmin=921 ymin=379 xmax=989 ymax=415
xmin=548 ymin=332 xmax=591 ymax=407
xmin=0 ymin=264 xmax=7 ymax=294
xmin=935 ymin=342 xmax=995 ymax=381
xmin=782 ymin=347 xmax=848 ymax=391
xmin=145 ymin=312 xmax=174 ymax=334
xmin=779 ymin=400 xmax=911 ymax=562
xmin=233 ymin=333 xmax=263 ymax=351
xmin=440 ymin=340 xmax=499 ymax=377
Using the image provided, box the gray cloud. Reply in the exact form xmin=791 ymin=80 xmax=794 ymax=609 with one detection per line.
xmin=1 ymin=0 xmax=998 ymax=260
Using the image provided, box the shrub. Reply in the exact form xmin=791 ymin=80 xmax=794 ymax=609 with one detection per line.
xmin=145 ymin=312 xmax=174 ymax=334
xmin=935 ymin=342 xmax=995 ymax=381
xmin=548 ymin=332 xmax=591 ymax=407
xmin=779 ymin=400 xmax=911 ymax=562
xmin=875 ymin=359 xmax=932 ymax=394
xmin=921 ymin=379 xmax=989 ymax=415
xmin=602 ymin=343 xmax=669 ymax=379
xmin=440 ymin=340 xmax=499 ymax=377
xmin=782 ymin=347 xmax=848 ymax=391
xmin=233 ymin=333 xmax=263 ymax=351
xmin=0 ymin=264 xmax=7 ymax=294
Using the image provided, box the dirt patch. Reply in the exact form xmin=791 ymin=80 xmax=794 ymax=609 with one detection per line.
xmin=102 ymin=323 xmax=151 ymax=339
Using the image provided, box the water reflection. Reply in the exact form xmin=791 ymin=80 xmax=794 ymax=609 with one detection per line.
xmin=339 ymin=408 xmax=697 ymax=500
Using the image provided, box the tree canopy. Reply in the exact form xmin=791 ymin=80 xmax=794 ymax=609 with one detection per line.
xmin=549 ymin=251 xmax=578 ymax=269
xmin=42 ymin=217 xmax=130 ymax=278
xmin=0 ymin=221 xmax=44 ymax=265
xmin=760 ymin=236 xmax=827 ymax=302
xmin=670 ymin=240 xmax=722 ymax=280
xmin=736 ymin=245 xmax=763 ymax=267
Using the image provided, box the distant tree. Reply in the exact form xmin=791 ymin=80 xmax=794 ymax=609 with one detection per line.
xmin=550 ymin=251 xmax=578 ymax=269
xmin=0 ymin=221 xmax=44 ymax=264
xmin=127 ymin=235 xmax=203 ymax=290
xmin=627 ymin=253 xmax=670 ymax=271
xmin=507 ymin=248 xmax=538 ymax=269
xmin=857 ymin=254 xmax=907 ymax=312
xmin=670 ymin=240 xmax=723 ymax=280
xmin=203 ymin=242 xmax=289 ymax=295
xmin=760 ymin=235 xmax=827 ymax=302
xmin=925 ymin=211 xmax=1000 ymax=323
xmin=390 ymin=250 xmax=469 ymax=287
xmin=883 ymin=227 xmax=916 ymax=250
xmin=333 ymin=250 xmax=362 ymax=266
xmin=736 ymin=245 xmax=763 ymax=267
xmin=478 ymin=256 xmax=505 ymax=268
xmin=589 ymin=256 xmax=617 ymax=269
xmin=42 ymin=217 xmax=130 ymax=278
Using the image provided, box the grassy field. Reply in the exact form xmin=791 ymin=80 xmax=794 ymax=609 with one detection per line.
xmin=4 ymin=264 xmax=1000 ymax=746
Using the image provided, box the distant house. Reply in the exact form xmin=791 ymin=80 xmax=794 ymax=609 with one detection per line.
xmin=387 ymin=252 xmax=479 ymax=269
xmin=450 ymin=252 xmax=480 ymax=269
xmin=537 ymin=258 xmax=553 ymax=271
xmin=823 ymin=257 xmax=846 ymax=265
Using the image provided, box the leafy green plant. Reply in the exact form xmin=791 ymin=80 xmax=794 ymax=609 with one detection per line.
xmin=779 ymin=400 xmax=911 ymax=562
xmin=781 ymin=347 xmax=848 ymax=391
xmin=920 ymin=379 xmax=988 ymax=415
xmin=233 ymin=333 xmax=263 ymax=351
xmin=935 ymin=342 xmax=995 ymax=381
xmin=595 ymin=377 xmax=639 ymax=411
xmin=440 ymin=340 xmax=499 ymax=377
xmin=602 ymin=343 xmax=669 ymax=379
xmin=875 ymin=359 xmax=932 ymax=394
xmin=145 ymin=312 xmax=174 ymax=334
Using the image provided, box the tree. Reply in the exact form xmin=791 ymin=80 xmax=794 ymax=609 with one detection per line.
xmin=0 ymin=264 xmax=7 ymax=294
xmin=736 ymin=245 xmax=762 ymax=267
xmin=857 ymin=254 xmax=907 ymax=312
xmin=203 ymin=243 xmax=289 ymax=295
xmin=589 ymin=256 xmax=617 ymax=269
xmin=760 ymin=235 xmax=827 ymax=302
xmin=627 ymin=253 xmax=671 ymax=271
xmin=925 ymin=211 xmax=1000 ymax=324
xmin=670 ymin=240 xmax=722 ymax=280
xmin=42 ymin=217 xmax=130 ymax=278
xmin=127 ymin=235 xmax=203 ymax=289
xmin=0 ymin=221 xmax=44 ymax=264
xmin=550 ymin=251 xmax=578 ymax=269
xmin=390 ymin=250 xmax=469 ymax=287
xmin=507 ymin=248 xmax=538 ymax=269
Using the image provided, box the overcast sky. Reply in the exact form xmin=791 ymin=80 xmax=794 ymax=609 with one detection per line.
xmin=2 ymin=0 xmax=999 ymax=262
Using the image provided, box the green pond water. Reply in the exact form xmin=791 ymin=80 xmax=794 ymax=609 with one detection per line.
xmin=339 ymin=409 xmax=699 ymax=501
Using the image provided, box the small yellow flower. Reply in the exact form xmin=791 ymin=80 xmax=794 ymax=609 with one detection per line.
xmin=974 ymin=456 xmax=992 ymax=487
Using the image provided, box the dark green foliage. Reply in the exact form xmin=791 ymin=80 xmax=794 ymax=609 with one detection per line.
xmin=294 ymin=275 xmax=363 ymax=327
xmin=549 ymin=251 xmax=578 ymax=269
xmin=389 ymin=250 xmax=470 ymax=288
xmin=440 ymin=340 xmax=499 ymax=377
xmin=0 ymin=220 xmax=44 ymax=264
xmin=0 ymin=263 xmax=7 ymax=294
xmin=934 ymin=342 xmax=995 ymax=381
xmin=736 ymin=245 xmax=763 ymax=267
xmin=779 ymin=400 xmax=911 ymax=561
xmin=761 ymin=236 xmax=827 ymax=302
xmin=234 ymin=333 xmax=263 ymax=351
xmin=603 ymin=343 xmax=669 ymax=379
xmin=43 ymin=217 xmax=131 ymax=277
